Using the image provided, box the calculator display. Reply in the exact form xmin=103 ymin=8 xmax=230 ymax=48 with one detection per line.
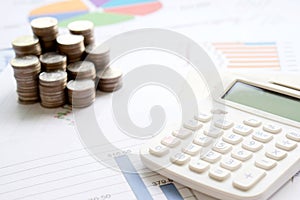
xmin=222 ymin=81 xmax=300 ymax=123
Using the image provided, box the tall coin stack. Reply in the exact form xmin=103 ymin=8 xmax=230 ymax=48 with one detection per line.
xmin=11 ymin=35 xmax=42 ymax=57
xmin=10 ymin=56 xmax=41 ymax=104
xmin=68 ymin=20 xmax=95 ymax=46
xmin=85 ymin=43 xmax=110 ymax=71
xmin=57 ymin=34 xmax=85 ymax=63
xmin=67 ymin=80 xmax=95 ymax=108
xmin=39 ymin=71 xmax=67 ymax=108
xmin=97 ymin=67 xmax=122 ymax=92
xmin=40 ymin=52 xmax=67 ymax=72
xmin=67 ymin=61 xmax=96 ymax=80
xmin=30 ymin=17 xmax=59 ymax=52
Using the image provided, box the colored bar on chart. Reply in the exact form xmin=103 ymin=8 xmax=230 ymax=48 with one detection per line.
xmin=115 ymin=155 xmax=153 ymax=200
xmin=160 ymin=183 xmax=184 ymax=200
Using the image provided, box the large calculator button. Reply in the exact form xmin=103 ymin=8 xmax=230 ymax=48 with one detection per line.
xmin=222 ymin=133 xmax=243 ymax=145
xmin=233 ymin=167 xmax=266 ymax=191
xmin=242 ymin=139 xmax=263 ymax=152
xmin=213 ymin=141 xmax=232 ymax=154
xmin=161 ymin=135 xmax=180 ymax=148
xmin=149 ymin=144 xmax=169 ymax=157
xmin=189 ymin=159 xmax=210 ymax=173
xmin=231 ymin=148 xmax=253 ymax=161
xmin=172 ymin=129 xmax=193 ymax=139
xmin=252 ymin=131 xmax=273 ymax=143
xmin=194 ymin=113 xmax=212 ymax=122
xmin=255 ymin=156 xmax=277 ymax=170
xmin=243 ymin=118 xmax=262 ymax=127
xmin=209 ymin=167 xmax=230 ymax=181
xmin=214 ymin=119 xmax=234 ymax=130
xmin=201 ymin=151 xmax=221 ymax=163
xmin=263 ymin=124 xmax=282 ymax=134
xmin=170 ymin=152 xmax=190 ymax=165
xmin=265 ymin=147 xmax=287 ymax=161
xmin=182 ymin=143 xmax=202 ymax=156
xmin=233 ymin=124 xmax=253 ymax=136
xmin=220 ymin=157 xmax=241 ymax=171
xmin=193 ymin=134 xmax=213 ymax=147
xmin=286 ymin=131 xmax=300 ymax=142
xmin=183 ymin=119 xmax=203 ymax=131
xmin=275 ymin=139 xmax=297 ymax=151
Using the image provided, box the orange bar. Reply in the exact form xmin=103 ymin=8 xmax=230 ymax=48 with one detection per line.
xmin=215 ymin=47 xmax=277 ymax=50
xmin=229 ymin=60 xmax=280 ymax=64
xmin=222 ymin=51 xmax=278 ymax=54
xmin=227 ymin=65 xmax=280 ymax=69
xmin=226 ymin=55 xmax=278 ymax=59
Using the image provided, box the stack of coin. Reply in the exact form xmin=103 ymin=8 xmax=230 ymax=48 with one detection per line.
xmin=11 ymin=35 xmax=42 ymax=57
xmin=39 ymin=71 xmax=67 ymax=108
xmin=39 ymin=52 xmax=67 ymax=72
xmin=31 ymin=17 xmax=59 ymax=52
xmin=67 ymin=79 xmax=95 ymax=108
xmin=85 ymin=43 xmax=110 ymax=71
xmin=67 ymin=61 xmax=96 ymax=80
xmin=10 ymin=55 xmax=41 ymax=104
xmin=97 ymin=67 xmax=122 ymax=92
xmin=68 ymin=20 xmax=95 ymax=46
xmin=57 ymin=34 xmax=85 ymax=63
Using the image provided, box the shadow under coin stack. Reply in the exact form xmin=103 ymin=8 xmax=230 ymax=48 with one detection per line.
xmin=68 ymin=20 xmax=95 ymax=46
xmin=67 ymin=80 xmax=95 ymax=108
xmin=97 ymin=67 xmax=122 ymax=92
xmin=12 ymin=35 xmax=42 ymax=57
xmin=10 ymin=56 xmax=41 ymax=104
xmin=85 ymin=44 xmax=110 ymax=71
xmin=57 ymin=34 xmax=85 ymax=63
xmin=30 ymin=17 xmax=58 ymax=52
xmin=67 ymin=61 xmax=96 ymax=80
xmin=39 ymin=71 xmax=67 ymax=108
xmin=39 ymin=52 xmax=67 ymax=72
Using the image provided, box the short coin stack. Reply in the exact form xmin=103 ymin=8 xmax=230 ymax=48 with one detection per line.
xmin=67 ymin=61 xmax=96 ymax=80
xmin=40 ymin=52 xmax=67 ymax=72
xmin=11 ymin=35 xmax=42 ymax=57
xmin=31 ymin=17 xmax=58 ymax=52
xmin=85 ymin=43 xmax=110 ymax=71
xmin=39 ymin=71 xmax=67 ymax=108
xmin=97 ymin=67 xmax=122 ymax=92
xmin=68 ymin=20 xmax=95 ymax=46
xmin=67 ymin=80 xmax=96 ymax=108
xmin=10 ymin=56 xmax=41 ymax=104
xmin=57 ymin=34 xmax=85 ymax=63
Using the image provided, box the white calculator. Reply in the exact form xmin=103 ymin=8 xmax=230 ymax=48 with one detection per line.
xmin=140 ymin=77 xmax=300 ymax=200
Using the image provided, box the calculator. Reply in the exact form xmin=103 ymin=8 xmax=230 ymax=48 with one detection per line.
xmin=140 ymin=77 xmax=300 ymax=200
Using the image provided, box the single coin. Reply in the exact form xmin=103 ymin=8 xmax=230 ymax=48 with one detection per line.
xmin=31 ymin=17 xmax=58 ymax=29
xmin=12 ymin=35 xmax=39 ymax=47
xmin=39 ymin=71 xmax=67 ymax=82
xmin=68 ymin=20 xmax=94 ymax=33
xmin=67 ymin=61 xmax=95 ymax=73
xmin=57 ymin=34 xmax=84 ymax=46
xmin=85 ymin=43 xmax=110 ymax=55
xmin=40 ymin=52 xmax=67 ymax=65
xmin=98 ymin=67 xmax=122 ymax=80
xmin=67 ymin=79 xmax=95 ymax=91
xmin=10 ymin=56 xmax=39 ymax=68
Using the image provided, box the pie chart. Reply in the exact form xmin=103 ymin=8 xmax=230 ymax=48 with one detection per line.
xmin=29 ymin=0 xmax=162 ymax=27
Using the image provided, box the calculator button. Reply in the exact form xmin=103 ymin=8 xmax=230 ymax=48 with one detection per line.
xmin=194 ymin=113 xmax=212 ymax=122
xmin=286 ymin=131 xmax=300 ymax=142
xmin=233 ymin=167 xmax=266 ymax=191
xmin=263 ymin=124 xmax=282 ymax=134
xmin=189 ymin=160 xmax=209 ymax=173
xmin=161 ymin=135 xmax=180 ymax=148
xmin=233 ymin=124 xmax=253 ymax=136
xmin=243 ymin=118 xmax=262 ymax=127
xmin=220 ymin=157 xmax=241 ymax=171
xmin=265 ymin=148 xmax=287 ymax=161
xmin=183 ymin=119 xmax=203 ymax=131
xmin=231 ymin=148 xmax=253 ymax=161
xmin=213 ymin=141 xmax=232 ymax=154
xmin=172 ymin=129 xmax=193 ymax=139
xmin=252 ymin=131 xmax=273 ymax=143
xmin=209 ymin=167 xmax=230 ymax=181
xmin=255 ymin=156 xmax=277 ymax=170
xmin=201 ymin=151 xmax=221 ymax=163
xmin=242 ymin=139 xmax=263 ymax=152
xmin=222 ymin=133 xmax=243 ymax=145
xmin=275 ymin=139 xmax=297 ymax=151
xmin=204 ymin=127 xmax=223 ymax=138
xmin=182 ymin=143 xmax=202 ymax=156
xmin=193 ymin=134 xmax=213 ymax=147
xmin=214 ymin=119 xmax=234 ymax=130
xmin=170 ymin=152 xmax=190 ymax=165
xmin=149 ymin=144 xmax=169 ymax=157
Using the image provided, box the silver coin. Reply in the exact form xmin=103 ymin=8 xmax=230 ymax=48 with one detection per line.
xmin=98 ymin=67 xmax=122 ymax=80
xmin=40 ymin=52 xmax=67 ymax=65
xmin=85 ymin=43 xmax=110 ymax=55
xmin=57 ymin=34 xmax=84 ymax=46
xmin=68 ymin=20 xmax=94 ymax=33
xmin=10 ymin=56 xmax=39 ymax=68
xmin=12 ymin=35 xmax=39 ymax=47
xmin=67 ymin=61 xmax=95 ymax=72
xmin=39 ymin=71 xmax=67 ymax=82
xmin=31 ymin=17 xmax=58 ymax=29
xmin=67 ymin=79 xmax=95 ymax=91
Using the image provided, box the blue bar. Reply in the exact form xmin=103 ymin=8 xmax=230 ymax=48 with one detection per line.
xmin=244 ymin=42 xmax=276 ymax=46
xmin=115 ymin=155 xmax=152 ymax=200
xmin=160 ymin=183 xmax=184 ymax=200
xmin=102 ymin=0 xmax=156 ymax=8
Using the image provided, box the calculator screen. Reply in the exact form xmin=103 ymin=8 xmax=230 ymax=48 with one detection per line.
xmin=222 ymin=81 xmax=300 ymax=123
